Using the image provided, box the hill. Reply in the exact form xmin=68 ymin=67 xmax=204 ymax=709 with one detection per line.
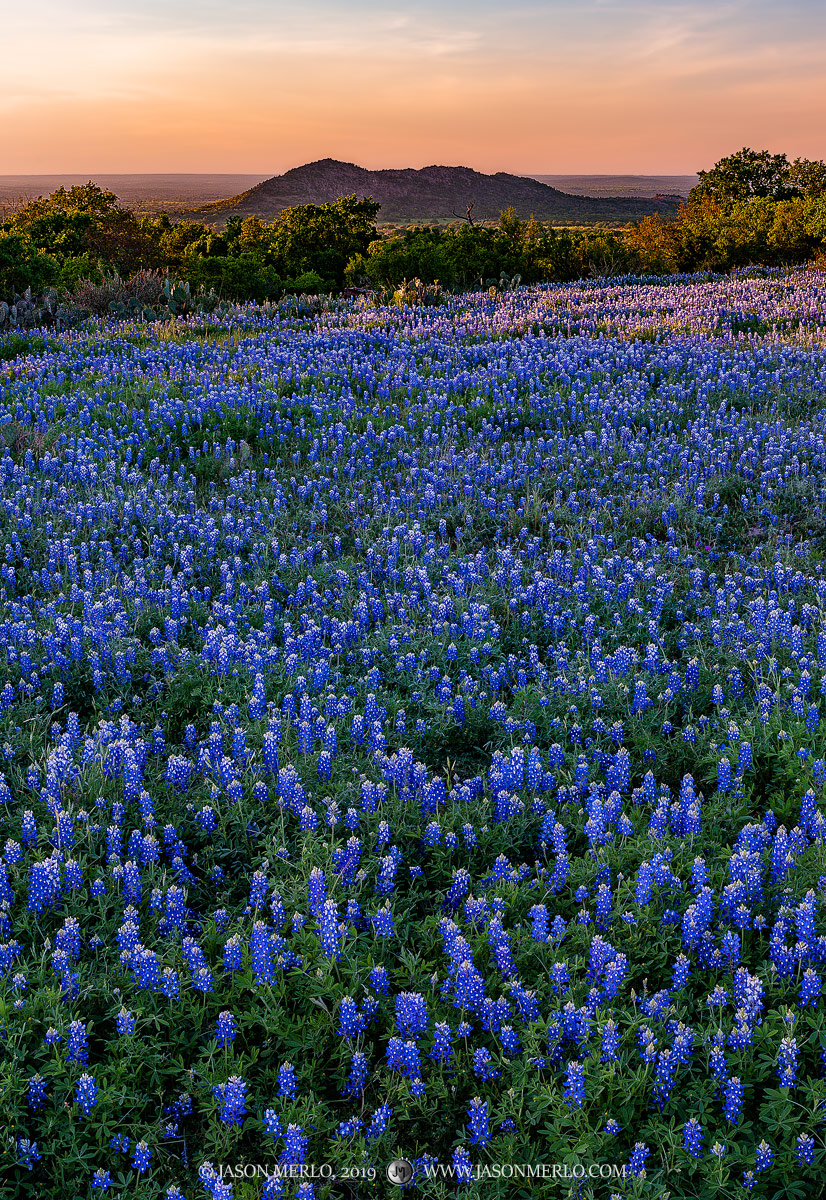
xmin=185 ymin=159 xmax=682 ymax=226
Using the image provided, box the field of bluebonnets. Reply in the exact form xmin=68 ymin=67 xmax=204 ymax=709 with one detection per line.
xmin=3 ymin=266 xmax=826 ymax=1200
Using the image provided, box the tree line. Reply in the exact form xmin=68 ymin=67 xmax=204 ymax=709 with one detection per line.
xmin=1 ymin=148 xmax=825 ymax=306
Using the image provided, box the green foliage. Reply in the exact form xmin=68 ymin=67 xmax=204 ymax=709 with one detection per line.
xmin=4 ymin=182 xmax=153 ymax=277
xmin=3 ymin=159 xmax=826 ymax=320
xmin=260 ymin=195 xmax=380 ymax=282
xmin=622 ymin=148 xmax=826 ymax=275
xmin=346 ymin=214 xmax=633 ymax=291
xmin=0 ymin=233 xmax=58 ymax=301
xmin=691 ymin=148 xmax=798 ymax=204
xmin=627 ymin=194 xmax=826 ymax=274
xmin=789 ymin=157 xmax=826 ymax=198
xmin=0 ymin=332 xmax=48 ymax=362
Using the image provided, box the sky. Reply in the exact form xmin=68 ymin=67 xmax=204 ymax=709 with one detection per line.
xmin=2 ymin=0 xmax=825 ymax=174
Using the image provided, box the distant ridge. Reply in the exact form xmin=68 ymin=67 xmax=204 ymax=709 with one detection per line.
xmin=186 ymin=159 xmax=682 ymax=225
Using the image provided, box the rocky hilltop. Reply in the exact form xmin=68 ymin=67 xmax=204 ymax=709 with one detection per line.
xmin=187 ymin=159 xmax=682 ymax=225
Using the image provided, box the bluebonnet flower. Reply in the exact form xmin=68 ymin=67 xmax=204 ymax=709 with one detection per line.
xmin=337 ymin=997 xmax=364 ymax=1041
xmin=444 ymin=868 xmax=471 ymax=910
xmin=671 ymin=953 xmax=690 ymax=991
xmin=709 ymin=1032 xmax=728 ymax=1081
xmin=799 ymin=968 xmax=821 ymax=1006
xmin=280 ymin=1123 xmax=308 ymax=1165
xmin=251 ymin=922 xmax=274 ymax=984
xmin=335 ymin=1116 xmax=364 ymax=1139
xmin=628 ymin=1143 xmax=649 ymax=1177
xmin=467 ymin=1097 xmax=490 ymax=1146
xmin=365 ymin=1103 xmax=392 ymax=1140
xmin=387 ymin=1037 xmax=421 ymax=1077
xmin=795 ymin=1133 xmax=815 ymax=1165
xmin=653 ymin=1048 xmax=677 ymax=1108
xmin=550 ymin=961 xmax=570 ymax=992
xmin=717 ymin=757 xmax=732 ymax=793
xmin=672 ymin=1024 xmax=694 ymax=1066
xmin=132 ymin=1141 xmax=152 ymax=1174
xmin=600 ymin=1019 xmax=619 ymax=1062
xmin=27 ymin=1074 xmax=47 ymax=1110
xmin=117 ymin=1007 xmax=135 ymax=1036
xmin=595 ymin=883 xmax=613 ymax=927
xmin=368 ymin=965 xmax=389 ymax=993
xmin=277 ymin=1063 xmax=297 ymax=1098
xmin=299 ymin=805 xmax=317 ymax=832
xmin=15 ymin=1138 xmax=40 ymax=1170
xmin=372 ymin=903 xmax=395 ymax=937
xmin=249 ymin=870 xmax=269 ymax=909
xmin=223 ymin=935 xmax=243 ymax=974
xmin=263 ymin=1109 xmax=283 ymax=1140
xmin=778 ymin=1037 xmax=799 ymax=1087
xmin=723 ymin=1076 xmax=744 ymax=1124
xmin=473 ymin=1047 xmax=500 ymax=1080
xmin=430 ymin=1022 xmax=453 ymax=1062
xmin=216 ymin=1011 xmax=236 ymax=1047
xmin=683 ymin=1118 xmax=703 ymax=1158
xmin=182 ymin=937 xmax=214 ymax=993
xmin=317 ymin=898 xmax=342 ymax=959
xmin=395 ymin=992 xmax=428 ymax=1037
xmin=529 ymin=904 xmax=549 ymax=941
xmin=451 ymin=1146 xmax=473 ymax=1180
xmin=199 ymin=1162 xmax=232 ymax=1198
xmin=563 ymin=1060 xmax=585 ymax=1108
xmin=75 ymin=1073 xmax=99 ymax=1116
xmin=213 ymin=1076 xmax=247 ymax=1127
xmin=755 ymin=1140 xmax=773 ymax=1172
xmin=342 ymin=1051 xmax=368 ymax=1097
xmin=66 ymin=1020 xmax=88 ymax=1064
xmin=500 ymin=1025 xmax=520 ymax=1057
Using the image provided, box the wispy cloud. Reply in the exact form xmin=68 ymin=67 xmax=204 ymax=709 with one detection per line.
xmin=2 ymin=0 xmax=824 ymax=171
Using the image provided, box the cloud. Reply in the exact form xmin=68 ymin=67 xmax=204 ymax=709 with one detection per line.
xmin=3 ymin=0 xmax=825 ymax=171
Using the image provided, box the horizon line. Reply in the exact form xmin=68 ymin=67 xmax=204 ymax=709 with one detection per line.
xmin=0 ymin=168 xmax=702 ymax=178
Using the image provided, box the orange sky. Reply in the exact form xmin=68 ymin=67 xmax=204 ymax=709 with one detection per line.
xmin=3 ymin=1 xmax=825 ymax=174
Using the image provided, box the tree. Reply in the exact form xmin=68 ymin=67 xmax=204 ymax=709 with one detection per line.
xmin=0 ymin=232 xmax=57 ymax=299
xmin=3 ymin=182 xmax=151 ymax=274
xmin=690 ymin=148 xmax=795 ymax=205
xmin=789 ymin=158 xmax=826 ymax=198
xmin=626 ymin=214 xmax=681 ymax=274
xmin=261 ymin=196 xmax=381 ymax=287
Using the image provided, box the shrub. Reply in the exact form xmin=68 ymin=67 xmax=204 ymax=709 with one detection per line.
xmin=70 ymin=269 xmax=170 ymax=317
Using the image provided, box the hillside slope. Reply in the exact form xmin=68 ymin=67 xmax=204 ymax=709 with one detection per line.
xmin=187 ymin=159 xmax=682 ymax=225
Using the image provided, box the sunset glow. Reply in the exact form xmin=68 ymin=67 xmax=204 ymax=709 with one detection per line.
xmin=3 ymin=0 xmax=825 ymax=173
